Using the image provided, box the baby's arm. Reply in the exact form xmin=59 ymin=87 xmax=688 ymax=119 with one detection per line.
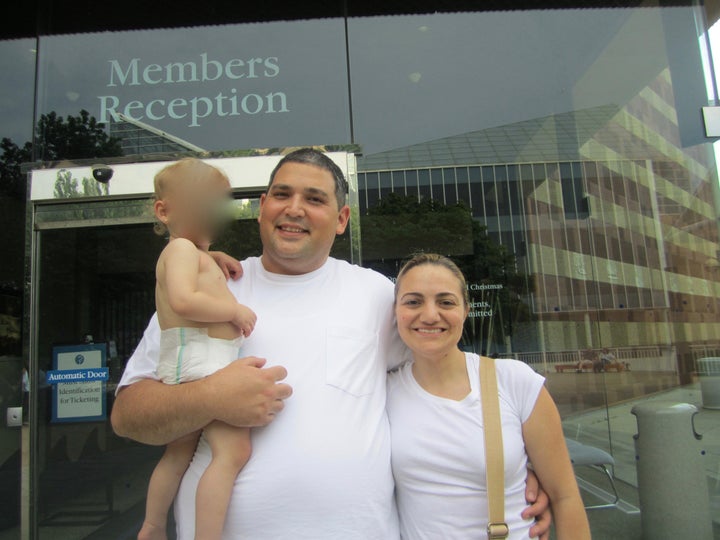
xmin=233 ymin=304 xmax=256 ymax=338
xmin=208 ymin=250 xmax=243 ymax=280
xmin=162 ymin=238 xmax=253 ymax=329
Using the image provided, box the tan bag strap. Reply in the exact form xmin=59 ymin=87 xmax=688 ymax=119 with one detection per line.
xmin=479 ymin=356 xmax=509 ymax=540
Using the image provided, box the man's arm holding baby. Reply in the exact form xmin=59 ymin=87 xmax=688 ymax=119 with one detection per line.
xmin=112 ymin=358 xmax=291 ymax=445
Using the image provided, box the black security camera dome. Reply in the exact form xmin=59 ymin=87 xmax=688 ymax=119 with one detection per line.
xmin=91 ymin=164 xmax=114 ymax=183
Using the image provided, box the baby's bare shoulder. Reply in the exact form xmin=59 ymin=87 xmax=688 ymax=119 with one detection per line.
xmin=165 ymin=237 xmax=198 ymax=252
xmin=159 ymin=238 xmax=201 ymax=260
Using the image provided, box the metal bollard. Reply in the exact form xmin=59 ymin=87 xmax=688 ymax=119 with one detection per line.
xmin=698 ymin=357 xmax=720 ymax=409
xmin=631 ymin=402 xmax=712 ymax=540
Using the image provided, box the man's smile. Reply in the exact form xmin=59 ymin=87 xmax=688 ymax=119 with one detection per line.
xmin=276 ymin=223 xmax=309 ymax=235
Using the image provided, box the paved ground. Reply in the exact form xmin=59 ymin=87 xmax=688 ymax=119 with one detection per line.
xmin=549 ymin=371 xmax=720 ymax=539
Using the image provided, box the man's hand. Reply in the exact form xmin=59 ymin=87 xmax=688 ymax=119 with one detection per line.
xmin=523 ymin=468 xmax=552 ymax=540
xmin=112 ymin=357 xmax=292 ymax=445
xmin=209 ymin=251 xmax=243 ymax=280
xmin=203 ymin=357 xmax=292 ymax=427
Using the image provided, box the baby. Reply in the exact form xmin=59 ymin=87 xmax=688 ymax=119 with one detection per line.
xmin=138 ymin=158 xmax=256 ymax=540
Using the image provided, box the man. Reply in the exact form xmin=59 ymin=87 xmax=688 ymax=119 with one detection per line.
xmin=112 ymin=148 xmax=551 ymax=539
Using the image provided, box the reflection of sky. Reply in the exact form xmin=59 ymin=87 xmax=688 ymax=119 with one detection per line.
xmin=349 ymin=8 xmax=697 ymax=155
xmin=0 ymin=38 xmax=37 ymax=144
xmin=0 ymin=7 xmax=707 ymax=155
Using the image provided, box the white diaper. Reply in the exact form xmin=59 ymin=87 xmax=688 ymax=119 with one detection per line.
xmin=157 ymin=327 xmax=244 ymax=385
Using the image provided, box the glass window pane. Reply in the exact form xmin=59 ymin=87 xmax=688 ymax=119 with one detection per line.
xmin=36 ymin=20 xmax=351 ymax=158
xmin=351 ymin=8 xmax=720 ymax=536
xmin=0 ymin=37 xmax=36 ymax=538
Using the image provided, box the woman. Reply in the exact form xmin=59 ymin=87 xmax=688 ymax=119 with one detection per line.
xmin=387 ymin=253 xmax=590 ymax=540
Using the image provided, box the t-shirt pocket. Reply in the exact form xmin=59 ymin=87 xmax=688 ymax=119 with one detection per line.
xmin=325 ymin=325 xmax=379 ymax=397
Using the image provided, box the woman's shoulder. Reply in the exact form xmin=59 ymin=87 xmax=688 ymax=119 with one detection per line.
xmin=466 ymin=353 xmax=545 ymax=391
xmin=496 ymin=357 xmax=542 ymax=376
xmin=464 ymin=353 xmax=545 ymax=421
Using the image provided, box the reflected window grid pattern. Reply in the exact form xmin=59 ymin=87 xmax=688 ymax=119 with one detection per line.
xmin=359 ymin=156 xmax=720 ymax=319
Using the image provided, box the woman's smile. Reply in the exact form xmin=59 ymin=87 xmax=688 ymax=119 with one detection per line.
xmin=413 ymin=327 xmax=446 ymax=334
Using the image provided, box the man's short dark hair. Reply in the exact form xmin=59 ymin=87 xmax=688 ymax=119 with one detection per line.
xmin=268 ymin=148 xmax=349 ymax=208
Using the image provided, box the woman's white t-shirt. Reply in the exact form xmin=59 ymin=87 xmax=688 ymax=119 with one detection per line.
xmin=387 ymin=353 xmax=545 ymax=540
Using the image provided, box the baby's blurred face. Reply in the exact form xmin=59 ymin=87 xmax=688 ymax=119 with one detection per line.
xmin=163 ymin=177 xmax=233 ymax=248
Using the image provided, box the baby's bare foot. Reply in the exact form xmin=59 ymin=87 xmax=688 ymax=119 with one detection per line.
xmin=138 ymin=521 xmax=167 ymax=540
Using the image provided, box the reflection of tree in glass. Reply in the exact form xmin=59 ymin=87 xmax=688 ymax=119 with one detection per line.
xmin=40 ymin=168 xmax=153 ymax=225
xmin=35 ymin=110 xmax=122 ymax=162
xmin=361 ymin=193 xmax=475 ymax=271
xmin=1 ymin=109 xmax=122 ymax=199
xmin=0 ymin=138 xmax=31 ymax=199
xmin=211 ymin=199 xmax=263 ymax=261
xmin=454 ymin=218 xmax=534 ymax=356
xmin=360 ymin=193 xmax=533 ymax=355
xmin=212 ymin=221 xmax=263 ymax=262
xmin=229 ymin=199 xmax=260 ymax=220
xmin=53 ymin=169 xmax=109 ymax=198
xmin=0 ymin=110 xmax=123 ymax=356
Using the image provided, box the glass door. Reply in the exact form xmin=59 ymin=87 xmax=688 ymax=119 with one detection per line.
xmin=29 ymin=199 xmax=270 ymax=540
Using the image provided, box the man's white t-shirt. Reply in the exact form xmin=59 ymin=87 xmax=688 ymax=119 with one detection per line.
xmin=387 ymin=353 xmax=545 ymax=540
xmin=119 ymin=256 xmax=406 ymax=539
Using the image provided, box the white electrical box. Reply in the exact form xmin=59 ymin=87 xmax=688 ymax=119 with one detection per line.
xmin=6 ymin=407 xmax=22 ymax=427
xmin=702 ymin=106 xmax=720 ymax=137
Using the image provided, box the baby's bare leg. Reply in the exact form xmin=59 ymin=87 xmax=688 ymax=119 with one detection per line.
xmin=139 ymin=432 xmax=201 ymax=540
xmin=195 ymin=421 xmax=252 ymax=540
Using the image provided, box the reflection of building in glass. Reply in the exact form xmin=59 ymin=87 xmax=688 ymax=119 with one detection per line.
xmin=358 ymin=68 xmax=720 ymax=376
xmin=108 ymin=113 xmax=206 ymax=155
